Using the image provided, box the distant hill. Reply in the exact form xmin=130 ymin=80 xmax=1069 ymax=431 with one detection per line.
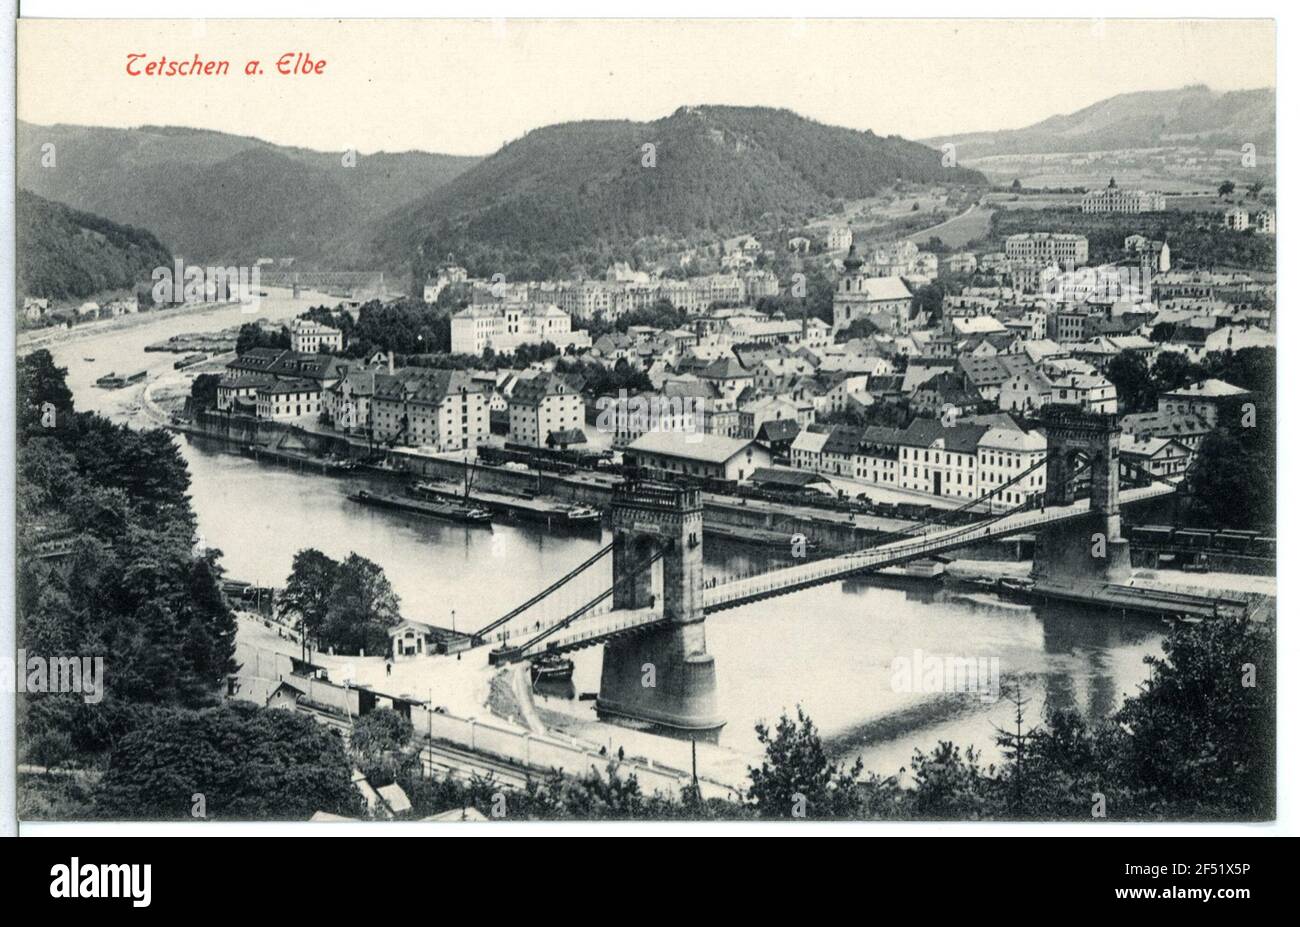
xmin=16 ymin=121 xmax=479 ymax=264
xmin=16 ymin=188 xmax=172 ymax=301
xmin=348 ymin=105 xmax=986 ymax=279
xmin=928 ymin=85 xmax=1275 ymax=159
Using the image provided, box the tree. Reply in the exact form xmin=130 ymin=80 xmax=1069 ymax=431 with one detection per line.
xmin=277 ymin=548 xmax=341 ymax=645
xmin=1106 ymin=350 xmax=1155 ymax=413
xmin=747 ymin=707 xmax=864 ymax=819
xmin=17 ymin=350 xmax=74 ymax=439
xmin=1149 ymin=321 xmax=1178 ymax=343
xmin=321 ymin=553 xmax=402 ymax=656
xmin=189 ymin=373 xmax=221 ymax=411
xmin=1150 ymin=351 xmax=1201 ymax=395
xmin=1113 ymin=616 xmax=1274 ymax=819
xmin=350 ymin=708 xmax=417 ymax=787
xmin=95 ymin=702 xmax=364 ymax=820
xmin=1218 ymin=180 xmax=1236 ymax=199
xmin=1185 ymin=414 xmax=1274 ymax=529
xmin=235 ymin=322 xmax=289 ymax=356
xmin=1010 ymin=179 xmax=1022 ymax=192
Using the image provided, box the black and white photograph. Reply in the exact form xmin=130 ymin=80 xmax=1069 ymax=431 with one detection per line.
xmin=3 ymin=4 xmax=1292 ymax=857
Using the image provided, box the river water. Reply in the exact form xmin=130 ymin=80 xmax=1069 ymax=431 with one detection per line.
xmin=42 ymin=292 xmax=1169 ymax=778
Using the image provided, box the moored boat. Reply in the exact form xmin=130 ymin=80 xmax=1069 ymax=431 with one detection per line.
xmin=563 ymin=505 xmax=601 ymax=526
xmin=348 ymin=489 xmax=492 ymax=526
xmin=530 ymin=652 xmax=575 ymax=683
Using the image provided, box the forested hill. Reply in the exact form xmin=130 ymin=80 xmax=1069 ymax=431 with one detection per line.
xmin=349 ymin=105 xmax=987 ymax=279
xmin=16 ymin=188 xmax=172 ymax=301
xmin=16 ymin=121 xmax=479 ymax=263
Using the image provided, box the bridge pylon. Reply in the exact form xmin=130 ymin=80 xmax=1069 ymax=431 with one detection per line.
xmin=597 ymin=482 xmax=724 ymax=738
xmin=1033 ymin=405 xmax=1131 ymax=586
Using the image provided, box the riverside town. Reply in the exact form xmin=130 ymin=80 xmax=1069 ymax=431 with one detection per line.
xmin=11 ymin=15 xmax=1281 ymax=838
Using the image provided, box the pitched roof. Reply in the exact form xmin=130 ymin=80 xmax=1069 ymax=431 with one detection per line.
xmin=259 ymin=378 xmax=321 ymax=395
xmin=701 ymin=356 xmax=752 ymax=380
xmin=626 ymin=431 xmax=760 ymax=464
xmin=1162 ymin=378 xmax=1249 ymax=399
xmin=899 ymin=419 xmax=988 ymax=454
xmin=959 ymin=355 xmax=1011 ymax=388
xmin=748 ymin=467 xmax=829 ymax=488
xmin=757 ymin=418 xmax=802 ymax=442
xmin=510 ymin=373 xmax=577 ymax=407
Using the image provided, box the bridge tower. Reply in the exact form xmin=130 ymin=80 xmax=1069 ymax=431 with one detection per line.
xmin=1033 ymin=405 xmax=1131 ymax=586
xmin=597 ymin=482 xmax=723 ymax=738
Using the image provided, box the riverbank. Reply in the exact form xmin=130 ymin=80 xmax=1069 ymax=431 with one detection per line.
xmin=946 ymin=558 xmax=1276 ymax=617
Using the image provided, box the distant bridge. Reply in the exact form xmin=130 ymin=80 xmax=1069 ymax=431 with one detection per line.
xmin=257 ymin=270 xmax=387 ymax=297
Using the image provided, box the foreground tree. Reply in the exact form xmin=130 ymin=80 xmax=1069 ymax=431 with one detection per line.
xmin=1112 ymin=616 xmax=1274 ymax=820
xmin=95 ymin=702 xmax=364 ymax=820
xmin=747 ymin=707 xmax=865 ymax=819
xmin=278 ymin=548 xmax=341 ymax=645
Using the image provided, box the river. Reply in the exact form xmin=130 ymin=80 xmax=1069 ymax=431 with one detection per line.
xmin=42 ymin=296 xmax=1170 ymax=779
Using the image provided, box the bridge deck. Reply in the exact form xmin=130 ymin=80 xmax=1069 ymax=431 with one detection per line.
xmin=703 ymin=485 xmax=1174 ymax=613
xmin=494 ymin=485 xmax=1174 ymax=659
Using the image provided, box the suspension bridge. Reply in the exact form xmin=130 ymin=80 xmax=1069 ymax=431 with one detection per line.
xmin=472 ymin=407 xmax=1179 ymax=734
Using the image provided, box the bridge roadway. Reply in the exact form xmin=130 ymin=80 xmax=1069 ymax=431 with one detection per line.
xmin=506 ymin=484 xmax=1175 ymax=659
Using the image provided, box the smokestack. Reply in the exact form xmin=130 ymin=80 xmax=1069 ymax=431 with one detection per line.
xmin=388 ymin=350 xmax=394 ymax=374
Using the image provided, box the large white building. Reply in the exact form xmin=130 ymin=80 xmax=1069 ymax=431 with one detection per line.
xmin=1081 ymin=187 xmax=1166 ymax=214
xmin=1004 ymin=233 xmax=1089 ymax=268
xmin=371 ymin=368 xmax=490 ymax=452
xmin=451 ymin=302 xmax=591 ymax=356
xmin=826 ymin=227 xmax=853 ymax=252
xmin=255 ymin=379 xmax=322 ymax=422
xmin=1224 ymin=207 xmax=1251 ymax=231
xmin=289 ymin=319 xmax=344 ymax=354
xmin=624 ymin=432 xmax=771 ymax=482
xmin=977 ymin=427 xmax=1047 ymax=512
xmin=507 ymin=373 xmax=586 ymax=448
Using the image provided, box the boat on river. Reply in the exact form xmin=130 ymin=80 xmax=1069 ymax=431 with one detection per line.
xmin=530 ymin=652 xmax=575 ymax=683
xmin=347 ymin=488 xmax=492 ymax=526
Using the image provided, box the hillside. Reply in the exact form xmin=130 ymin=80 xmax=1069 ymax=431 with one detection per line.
xmin=16 ymin=189 xmax=172 ymax=301
xmin=16 ymin=121 xmax=480 ymax=263
xmin=928 ymin=85 xmax=1275 ymax=159
xmin=350 ymin=105 xmax=986 ymax=279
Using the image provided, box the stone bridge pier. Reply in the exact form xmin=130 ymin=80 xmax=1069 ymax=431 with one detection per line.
xmin=1033 ymin=405 xmax=1132 ymax=586
xmin=597 ymin=483 xmax=724 ymax=739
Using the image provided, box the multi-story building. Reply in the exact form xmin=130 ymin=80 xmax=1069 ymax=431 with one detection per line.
xmin=977 ymin=427 xmax=1047 ymax=512
xmin=826 ymin=227 xmax=853 ymax=252
xmin=1256 ymin=209 xmax=1276 ymax=235
xmin=322 ymin=369 xmax=380 ymax=435
xmin=1120 ymin=235 xmax=1169 ymax=275
xmin=742 ymin=269 xmax=781 ymax=301
xmin=1004 ymin=233 xmax=1089 ymax=269
xmin=288 ymin=318 xmax=344 ymax=354
xmin=1047 ymin=307 xmax=1091 ymax=344
xmin=371 ymin=368 xmax=490 ymax=452
xmin=1224 ymin=206 xmax=1251 ymax=231
xmin=896 ymin=420 xmax=985 ymax=501
xmin=1081 ymin=187 xmax=1166 ymax=214
xmin=507 ymin=373 xmax=585 ymax=448
xmin=1158 ymin=379 xmax=1251 ymax=428
xmin=217 ymin=373 xmax=276 ymax=412
xmin=450 ymin=302 xmax=591 ymax=356
xmin=1043 ymin=364 xmax=1118 ymax=414
xmin=255 ymin=379 xmax=322 ymax=422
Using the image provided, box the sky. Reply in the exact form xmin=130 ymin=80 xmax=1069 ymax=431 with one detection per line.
xmin=17 ymin=18 xmax=1276 ymax=156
